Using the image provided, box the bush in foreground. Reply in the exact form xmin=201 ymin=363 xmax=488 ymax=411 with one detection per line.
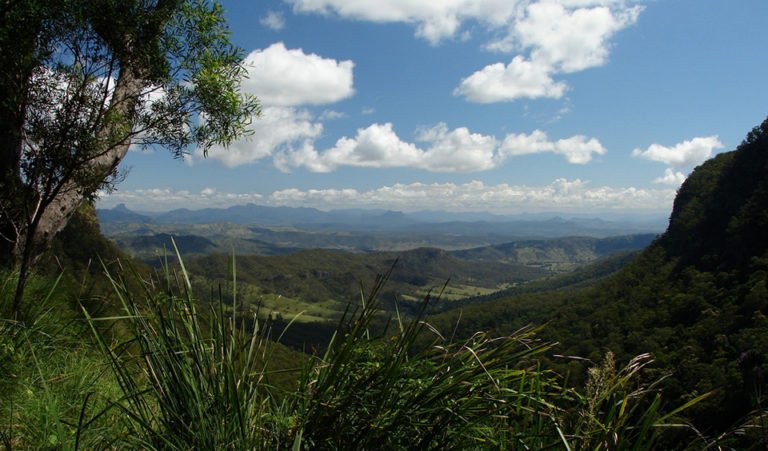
xmin=78 ymin=250 xmax=706 ymax=449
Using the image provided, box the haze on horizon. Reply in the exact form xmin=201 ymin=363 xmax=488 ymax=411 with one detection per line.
xmin=98 ymin=0 xmax=768 ymax=218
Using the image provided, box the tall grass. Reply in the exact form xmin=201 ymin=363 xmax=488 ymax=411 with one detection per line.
xmin=82 ymin=252 xmax=294 ymax=449
xmin=8 ymin=244 xmax=766 ymax=449
xmin=76 ymin=247 xmax=708 ymax=449
xmin=0 ymin=270 xmax=125 ymax=449
xmin=289 ymin=269 xmax=559 ymax=449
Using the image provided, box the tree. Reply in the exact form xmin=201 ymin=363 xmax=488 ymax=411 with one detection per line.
xmin=0 ymin=0 xmax=259 ymax=317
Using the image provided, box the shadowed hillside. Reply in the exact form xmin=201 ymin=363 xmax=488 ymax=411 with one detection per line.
xmin=431 ymin=117 xmax=768 ymax=439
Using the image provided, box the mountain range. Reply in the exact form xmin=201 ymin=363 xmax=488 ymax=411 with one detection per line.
xmin=97 ymin=202 xmax=666 ymax=239
xmin=430 ymin=117 xmax=768 ymax=437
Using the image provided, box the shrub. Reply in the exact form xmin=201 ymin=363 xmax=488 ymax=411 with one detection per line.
xmin=81 ymin=248 xmax=705 ymax=449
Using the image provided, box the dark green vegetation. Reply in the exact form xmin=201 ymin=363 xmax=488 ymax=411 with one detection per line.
xmin=4 ymin=116 xmax=768 ymax=447
xmin=0 ymin=242 xmax=705 ymax=449
xmin=152 ymin=234 xmax=649 ymax=350
xmin=0 ymin=0 xmax=258 ymax=318
xmin=107 ymin=225 xmax=654 ymax=308
xmin=430 ymin=117 xmax=768 ymax=444
xmin=6 ymin=0 xmax=748 ymax=447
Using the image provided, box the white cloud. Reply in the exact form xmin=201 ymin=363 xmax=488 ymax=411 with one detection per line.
xmin=195 ymin=43 xmax=355 ymax=167
xmin=653 ymin=168 xmax=687 ymax=186
xmin=488 ymin=2 xmax=642 ymax=72
xmin=97 ymin=188 xmax=264 ymax=212
xmin=456 ymin=1 xmax=642 ymax=103
xmin=285 ymin=1 xmax=641 ymax=103
xmin=416 ymin=123 xmax=498 ymax=172
xmin=286 ymin=0 xmax=523 ymax=45
xmin=260 ymin=11 xmax=286 ymax=30
xmin=275 ymin=122 xmax=424 ymax=172
xmin=454 ymin=56 xmax=567 ymax=102
xmin=319 ymin=109 xmax=347 ymax=120
xmin=632 ymin=135 xmax=724 ymax=186
xmin=266 ymin=179 xmax=674 ymax=212
xmin=631 ymin=136 xmax=724 ymax=168
xmin=241 ymin=42 xmax=354 ymax=106
xmin=201 ymin=106 xmax=323 ymax=167
xmin=500 ymin=129 xmax=606 ymax=163
xmin=275 ymin=123 xmax=603 ymax=172
xmin=100 ymin=179 xmax=675 ymax=213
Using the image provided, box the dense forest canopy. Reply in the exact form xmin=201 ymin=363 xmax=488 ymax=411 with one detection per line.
xmin=430 ymin=117 xmax=768 ymax=434
xmin=2 ymin=2 xmax=767 ymax=446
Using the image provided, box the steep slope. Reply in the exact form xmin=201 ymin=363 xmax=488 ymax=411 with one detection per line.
xmin=114 ymin=233 xmax=219 ymax=259
xmin=451 ymin=234 xmax=655 ymax=271
xmin=432 ymin=118 xmax=768 ymax=436
xmin=661 ymin=121 xmax=768 ymax=273
xmin=184 ymin=247 xmax=547 ymax=307
xmin=41 ymin=203 xmax=155 ymax=315
xmin=48 ymin=203 xmax=139 ymax=276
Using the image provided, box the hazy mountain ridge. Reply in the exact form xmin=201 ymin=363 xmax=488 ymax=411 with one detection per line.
xmin=429 ymin=118 xmax=768 ymax=436
xmin=452 ymin=234 xmax=656 ymax=271
xmin=97 ymin=203 xmax=666 ymax=238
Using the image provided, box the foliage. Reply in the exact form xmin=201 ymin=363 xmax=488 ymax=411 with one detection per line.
xmin=5 ymin=118 xmax=768 ymax=447
xmin=444 ymin=250 xmax=640 ymax=311
xmin=288 ymin=271 xmax=558 ymax=449
xmin=69 ymin=250 xmax=698 ymax=449
xmin=83 ymin=258 xmax=299 ymax=449
xmin=0 ymin=0 xmax=258 ymax=317
xmin=0 ymin=270 xmax=126 ymax=449
xmin=429 ymin=117 xmax=768 ymax=445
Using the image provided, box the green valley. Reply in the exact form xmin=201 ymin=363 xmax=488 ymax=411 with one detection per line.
xmin=1 ymin=1 xmax=766 ymax=447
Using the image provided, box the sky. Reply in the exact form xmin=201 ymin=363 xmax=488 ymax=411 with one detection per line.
xmin=98 ymin=0 xmax=768 ymax=216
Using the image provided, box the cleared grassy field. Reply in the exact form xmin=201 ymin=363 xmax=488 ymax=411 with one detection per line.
xmin=399 ymin=283 xmax=511 ymax=302
xmin=244 ymin=292 xmax=346 ymax=324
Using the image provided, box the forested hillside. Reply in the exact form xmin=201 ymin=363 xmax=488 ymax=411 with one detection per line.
xmin=431 ymin=118 xmax=768 ymax=437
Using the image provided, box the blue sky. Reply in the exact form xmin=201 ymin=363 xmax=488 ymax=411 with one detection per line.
xmin=99 ymin=0 xmax=768 ymax=215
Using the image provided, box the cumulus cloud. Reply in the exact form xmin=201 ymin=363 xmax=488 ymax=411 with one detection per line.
xmin=274 ymin=123 xmax=424 ymax=172
xmin=99 ymin=179 xmax=675 ymax=213
xmin=275 ymin=123 xmax=604 ymax=172
xmin=632 ymin=135 xmax=724 ymax=186
xmin=195 ymin=43 xmax=355 ymax=166
xmin=454 ymin=56 xmax=567 ymax=102
xmin=97 ymin=187 xmax=264 ymax=212
xmin=488 ymin=2 xmax=642 ymax=72
xmin=241 ymin=42 xmax=354 ymax=106
xmin=631 ymin=136 xmax=724 ymax=168
xmin=200 ymin=106 xmax=323 ymax=167
xmin=500 ymin=129 xmax=606 ymax=163
xmin=286 ymin=0 xmax=522 ymax=45
xmin=415 ymin=123 xmax=499 ymax=172
xmin=286 ymin=1 xmax=642 ymax=102
xmin=653 ymin=168 xmax=687 ymax=186
xmin=260 ymin=11 xmax=286 ymax=30
xmin=459 ymin=1 xmax=642 ymax=102
xmin=197 ymin=38 xmax=606 ymax=172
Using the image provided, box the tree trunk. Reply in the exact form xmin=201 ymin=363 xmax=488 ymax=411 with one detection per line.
xmin=6 ymin=1 xmax=183 ymax=316
xmin=0 ymin=1 xmax=41 ymax=268
xmin=10 ymin=66 xmax=143 ymax=318
xmin=31 ymin=68 xmax=142 ymax=248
